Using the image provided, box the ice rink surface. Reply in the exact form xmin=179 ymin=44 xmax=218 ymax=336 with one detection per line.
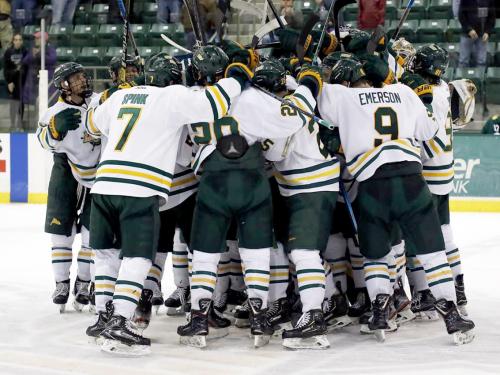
xmin=0 ymin=204 xmax=499 ymax=375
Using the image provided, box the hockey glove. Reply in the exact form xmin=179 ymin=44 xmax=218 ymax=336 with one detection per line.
xmin=275 ymin=28 xmax=301 ymax=54
xmin=220 ymin=40 xmax=260 ymax=71
xmin=48 ymin=108 xmax=81 ymax=140
xmin=311 ymin=30 xmax=338 ymax=59
xmin=361 ymin=54 xmax=395 ymax=87
xmin=400 ymin=72 xmax=433 ymax=105
xmin=225 ymin=62 xmax=254 ymax=89
xmin=297 ymin=65 xmax=323 ymax=98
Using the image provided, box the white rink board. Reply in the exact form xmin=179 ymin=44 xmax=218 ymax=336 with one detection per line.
xmin=0 ymin=204 xmax=499 ymax=375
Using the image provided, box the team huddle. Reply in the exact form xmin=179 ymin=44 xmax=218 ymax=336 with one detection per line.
xmin=36 ymin=26 xmax=478 ymax=356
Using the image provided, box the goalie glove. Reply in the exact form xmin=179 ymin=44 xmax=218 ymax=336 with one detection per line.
xmin=449 ymin=79 xmax=477 ymax=129
xmin=48 ymin=108 xmax=81 ymax=140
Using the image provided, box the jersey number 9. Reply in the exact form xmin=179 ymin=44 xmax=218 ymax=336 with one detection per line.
xmin=374 ymin=107 xmax=399 ymax=147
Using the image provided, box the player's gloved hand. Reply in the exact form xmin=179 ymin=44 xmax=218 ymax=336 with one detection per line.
xmin=361 ymin=54 xmax=395 ymax=87
xmin=297 ymin=64 xmax=323 ymax=98
xmin=225 ymin=62 xmax=254 ymax=89
xmin=275 ymin=28 xmax=301 ymax=53
xmin=220 ymin=39 xmax=260 ymax=71
xmin=280 ymin=56 xmax=313 ymax=78
xmin=319 ymin=126 xmax=341 ymax=156
xmin=310 ymin=30 xmax=338 ymax=58
xmin=48 ymin=108 xmax=81 ymax=140
xmin=400 ymin=71 xmax=433 ymax=105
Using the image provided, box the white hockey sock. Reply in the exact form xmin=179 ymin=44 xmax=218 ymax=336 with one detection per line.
xmin=94 ymin=248 xmax=121 ymax=313
xmin=388 ymin=248 xmax=397 ymax=289
xmin=173 ymin=234 xmax=189 ymax=288
xmin=228 ymin=240 xmax=245 ymax=292
xmin=89 ymin=249 xmax=96 ymax=283
xmin=290 ymin=249 xmax=325 ymax=312
xmin=442 ymin=224 xmax=463 ymax=279
xmin=416 ymin=251 xmax=456 ymax=303
xmin=324 ymin=233 xmax=348 ymax=293
xmin=393 ymin=241 xmax=406 ymax=282
xmin=269 ymin=242 xmax=289 ymax=302
xmin=348 ymin=239 xmax=366 ymax=288
xmin=144 ymin=252 xmax=168 ymax=291
xmin=76 ymin=226 xmax=92 ymax=282
xmin=113 ymin=257 xmax=152 ymax=319
xmin=323 ymin=260 xmax=340 ymax=299
xmin=213 ymin=251 xmax=231 ymax=306
xmin=363 ymin=255 xmax=392 ymax=301
xmin=190 ymin=250 xmax=221 ymax=310
xmin=51 ymin=227 xmax=76 ymax=282
xmin=240 ymin=247 xmax=270 ymax=307
xmin=406 ymin=255 xmax=429 ymax=292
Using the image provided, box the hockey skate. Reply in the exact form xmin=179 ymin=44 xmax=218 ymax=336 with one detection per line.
xmin=177 ymin=299 xmax=211 ymax=348
xmin=323 ymin=292 xmax=352 ymax=332
xmin=233 ymin=301 xmax=250 ymax=328
xmin=282 ymin=309 xmax=329 ymax=350
xmin=208 ymin=303 xmax=231 ymax=339
xmin=248 ymin=298 xmax=274 ymax=348
xmin=392 ymin=280 xmax=415 ymax=325
xmin=367 ymin=294 xmax=391 ymax=342
xmin=52 ymin=280 xmax=70 ymax=313
xmin=455 ymin=274 xmax=468 ymax=316
xmin=265 ymin=298 xmax=292 ymax=336
xmin=348 ymin=288 xmax=371 ymax=321
xmin=411 ymin=289 xmax=439 ymax=321
xmin=86 ymin=300 xmax=114 ymax=344
xmin=359 ymin=309 xmax=398 ymax=336
xmin=100 ymin=315 xmax=151 ymax=356
xmin=165 ymin=287 xmax=189 ymax=316
xmin=133 ymin=289 xmax=153 ymax=330
xmin=434 ymin=298 xmax=475 ymax=345
xmin=227 ymin=288 xmax=247 ymax=307
xmin=73 ymin=277 xmax=90 ymax=312
xmin=89 ymin=282 xmax=96 ymax=314
xmin=151 ymin=282 xmax=164 ymax=315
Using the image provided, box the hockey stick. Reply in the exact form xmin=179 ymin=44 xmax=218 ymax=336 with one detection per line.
xmin=366 ymin=25 xmax=385 ymax=55
xmin=312 ymin=1 xmax=334 ymax=64
xmin=251 ymin=83 xmax=334 ymax=130
xmin=182 ymin=0 xmax=204 ymax=45
xmin=117 ymin=0 xmax=130 ymax=83
xmin=251 ymin=16 xmax=287 ymax=49
xmin=161 ymin=34 xmax=193 ymax=54
xmin=191 ymin=0 xmax=207 ymax=45
xmin=117 ymin=0 xmax=144 ymax=73
xmin=339 ymin=178 xmax=359 ymax=247
xmin=334 ymin=0 xmax=356 ymax=47
xmin=391 ymin=0 xmax=415 ymax=41
xmin=297 ymin=13 xmax=320 ymax=62
xmin=266 ymin=0 xmax=285 ymax=29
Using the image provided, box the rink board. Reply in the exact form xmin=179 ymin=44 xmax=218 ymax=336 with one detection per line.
xmin=0 ymin=133 xmax=499 ymax=211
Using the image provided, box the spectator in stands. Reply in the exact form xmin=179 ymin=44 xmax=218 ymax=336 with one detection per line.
xmin=52 ymin=0 xmax=79 ymax=26
xmin=358 ymin=0 xmax=385 ymax=31
xmin=452 ymin=0 xmax=460 ymax=18
xmin=279 ymin=0 xmax=303 ymax=30
xmin=21 ymin=31 xmax=56 ymax=129
xmin=11 ymin=0 xmax=37 ymax=29
xmin=0 ymin=0 xmax=13 ymax=54
xmin=458 ymin=0 xmax=496 ymax=68
xmin=482 ymin=114 xmax=500 ymax=135
xmin=180 ymin=0 xmax=217 ymax=50
xmin=4 ymin=33 xmax=27 ymax=131
xmin=157 ymin=0 xmax=180 ymax=24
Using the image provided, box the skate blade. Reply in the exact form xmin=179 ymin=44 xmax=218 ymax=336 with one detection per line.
xmin=360 ymin=320 xmax=397 ymax=335
xmin=73 ymin=301 xmax=86 ymax=312
xmin=100 ymin=339 xmax=151 ymax=357
xmin=207 ymin=327 xmax=229 ymax=340
xmin=87 ymin=335 xmax=104 ymax=346
xmin=282 ymin=335 xmax=330 ymax=350
xmin=253 ymin=334 xmax=271 ymax=348
xmin=374 ymin=329 xmax=386 ymax=343
xmin=179 ymin=335 xmax=207 ymax=348
xmin=272 ymin=322 xmax=293 ymax=337
xmin=132 ymin=315 xmax=150 ymax=331
xmin=153 ymin=305 xmax=161 ymax=315
xmin=327 ymin=315 xmax=353 ymax=332
xmin=58 ymin=304 xmax=66 ymax=314
xmin=234 ymin=318 xmax=250 ymax=328
xmin=458 ymin=305 xmax=468 ymax=316
xmin=166 ymin=306 xmax=184 ymax=316
xmin=414 ymin=310 xmax=440 ymax=321
xmin=89 ymin=305 xmax=97 ymax=315
xmin=453 ymin=329 xmax=475 ymax=345
xmin=395 ymin=309 xmax=416 ymax=326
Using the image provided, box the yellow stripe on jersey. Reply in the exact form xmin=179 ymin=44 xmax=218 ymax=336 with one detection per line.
xmin=171 ymin=175 xmax=197 ymax=188
xmin=429 ymin=139 xmax=441 ymax=155
xmin=422 ymin=170 xmax=454 ymax=178
xmin=207 ymin=86 xmax=227 ymax=115
xmin=275 ymin=166 xmax=340 ymax=184
xmin=87 ymin=108 xmax=101 ymax=136
xmin=96 ymin=168 xmax=172 ymax=187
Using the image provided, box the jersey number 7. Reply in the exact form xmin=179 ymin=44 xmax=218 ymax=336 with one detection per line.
xmin=115 ymin=107 xmax=142 ymax=151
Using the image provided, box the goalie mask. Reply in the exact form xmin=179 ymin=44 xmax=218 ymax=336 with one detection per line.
xmin=54 ymin=62 xmax=93 ymax=99
xmin=449 ymin=79 xmax=477 ymax=128
xmin=389 ymin=37 xmax=416 ymax=70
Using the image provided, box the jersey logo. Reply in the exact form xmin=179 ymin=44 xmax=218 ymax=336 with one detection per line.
xmin=50 ymin=218 xmax=61 ymax=226
xmin=82 ymin=131 xmax=101 ymax=146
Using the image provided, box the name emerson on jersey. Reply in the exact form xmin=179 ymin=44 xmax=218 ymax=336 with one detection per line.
xmin=358 ymin=91 xmax=402 ymax=106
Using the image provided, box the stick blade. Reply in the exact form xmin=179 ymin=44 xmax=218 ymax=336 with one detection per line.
xmin=297 ymin=13 xmax=320 ymax=61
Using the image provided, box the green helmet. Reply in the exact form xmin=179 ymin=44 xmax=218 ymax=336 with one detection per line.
xmin=330 ymin=57 xmax=366 ymax=85
xmin=413 ymin=44 xmax=449 ymax=81
xmin=144 ymin=53 xmax=182 ymax=87
xmin=191 ymin=45 xmax=229 ymax=85
xmin=252 ymin=58 xmax=286 ymax=93
xmin=53 ymin=62 xmax=93 ymax=98
xmin=108 ymin=54 xmax=142 ymax=83
xmin=322 ymin=51 xmax=357 ymax=69
xmin=343 ymin=29 xmax=371 ymax=54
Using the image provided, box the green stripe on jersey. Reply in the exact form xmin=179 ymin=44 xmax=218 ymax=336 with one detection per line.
xmin=292 ymin=93 xmax=314 ymax=113
xmin=95 ymin=176 xmax=170 ymax=194
xmin=99 ymin=160 xmax=173 ymax=178
xmin=215 ymin=83 xmax=231 ymax=110
xmin=280 ymin=159 xmax=337 ymax=176
xmin=423 ymin=162 xmax=454 ymax=171
xmin=205 ymin=90 xmax=218 ymax=119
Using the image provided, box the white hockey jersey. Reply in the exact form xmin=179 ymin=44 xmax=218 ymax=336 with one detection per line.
xmin=189 ymin=85 xmax=316 ymax=172
xmin=421 ymin=80 xmax=454 ymax=195
xmin=318 ymin=83 xmax=440 ymax=182
xmin=86 ymin=78 xmax=241 ymax=201
xmin=37 ymin=94 xmax=101 ymax=188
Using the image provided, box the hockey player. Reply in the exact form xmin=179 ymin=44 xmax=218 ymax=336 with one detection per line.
xmin=37 ymin=62 xmax=100 ymax=313
xmin=84 ymin=50 xmax=251 ymax=356
xmin=178 ymin=55 xmax=322 ymax=349
xmin=318 ymin=58 xmax=475 ymax=345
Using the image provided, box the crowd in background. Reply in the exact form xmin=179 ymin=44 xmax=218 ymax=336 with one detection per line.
xmin=0 ymin=0 xmax=498 ymax=131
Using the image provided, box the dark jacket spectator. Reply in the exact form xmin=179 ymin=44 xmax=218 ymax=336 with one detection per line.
xmin=11 ymin=0 xmax=37 ymax=29
xmin=458 ymin=0 xmax=496 ymax=37
xmin=4 ymin=33 xmax=27 ymax=130
xmin=21 ymin=31 xmax=57 ymax=106
xmin=279 ymin=0 xmax=303 ymax=31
